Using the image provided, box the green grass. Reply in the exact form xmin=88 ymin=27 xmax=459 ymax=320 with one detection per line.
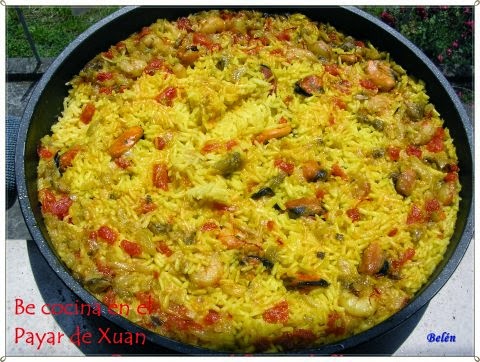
xmin=6 ymin=6 xmax=121 ymax=58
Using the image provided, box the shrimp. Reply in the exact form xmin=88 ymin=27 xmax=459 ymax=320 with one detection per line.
xmin=190 ymin=254 xmax=223 ymax=287
xmin=395 ymin=169 xmax=417 ymax=197
xmin=254 ymin=124 xmax=292 ymax=144
xmin=339 ymin=291 xmax=377 ymax=317
xmin=117 ymin=58 xmax=147 ymax=77
xmin=198 ymin=15 xmax=225 ymax=34
xmin=217 ymin=227 xmax=246 ymax=249
xmin=365 ymin=60 xmax=396 ymax=92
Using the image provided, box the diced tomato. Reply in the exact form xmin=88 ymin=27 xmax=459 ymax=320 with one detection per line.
xmin=406 ymin=144 xmax=422 ymax=158
xmin=102 ymin=49 xmax=114 ymax=59
xmin=59 ymin=146 xmax=81 ymax=172
xmin=333 ymin=98 xmax=347 ymax=110
xmin=315 ymin=188 xmax=326 ymax=199
xmin=328 ymin=113 xmax=335 ymax=125
xmin=203 ymin=310 xmax=221 ymax=325
xmin=96 ymin=72 xmax=113 ymax=82
xmin=153 ymin=136 xmax=167 ymax=150
xmin=121 ymin=239 xmax=142 ymax=257
xmin=324 ymin=64 xmax=340 ymax=76
xmin=144 ymin=58 xmax=172 ymax=76
xmin=152 ymin=163 xmax=170 ymax=190
xmin=346 ymin=207 xmax=361 ymax=222
xmin=88 ymin=231 xmax=97 ymax=241
xmin=96 ymin=260 xmax=115 ymax=277
xmin=326 ymin=311 xmax=346 ymax=336
xmin=225 ymin=139 xmax=238 ymax=150
xmin=116 ymin=85 xmax=127 ymax=94
xmin=80 ymin=102 xmax=96 ymax=124
xmin=425 ymin=198 xmax=444 ymax=221
xmin=97 ymin=225 xmax=118 ymax=245
xmin=360 ymin=79 xmax=377 ymax=90
xmin=211 ymin=201 xmax=232 ymax=212
xmin=262 ymin=300 xmax=289 ymax=324
xmin=38 ymin=189 xmax=57 ymax=213
xmin=444 ymin=172 xmax=458 ymax=182
xmin=270 ymin=48 xmax=284 ymax=56
xmin=387 ymin=146 xmax=401 ymax=161
xmin=266 ymin=220 xmax=275 ymax=231
xmin=200 ymin=221 xmax=218 ymax=232
xmin=137 ymin=198 xmax=157 ymax=214
xmin=52 ymin=196 xmax=73 ymax=220
xmin=406 ymin=204 xmax=424 ymax=224
xmin=114 ymin=156 xmax=132 ymax=169
xmin=426 ymin=127 xmax=445 ymax=153
xmin=276 ymin=29 xmax=291 ymax=41
xmin=37 ymin=145 xmax=54 ymax=159
xmin=135 ymin=26 xmax=151 ymax=40
xmin=355 ymin=40 xmax=366 ymax=47
xmin=392 ymin=248 xmax=415 ymax=270
xmin=274 ymin=159 xmax=295 ymax=175
xmin=115 ymin=41 xmax=126 ymax=51
xmin=193 ymin=32 xmax=213 ymax=48
xmin=403 ymin=248 xmax=415 ymax=261
xmin=444 ymin=164 xmax=459 ymax=183
xmin=426 ymin=137 xmax=443 ymax=153
xmin=388 ymin=228 xmax=398 ymax=237
xmin=331 ymin=163 xmax=347 ymax=180
xmin=201 ymin=140 xmax=222 ymax=154
xmin=177 ymin=17 xmax=193 ymax=31
xmin=156 ymin=241 xmax=173 ymax=257
xmin=219 ymin=10 xmax=235 ymax=20
xmin=99 ymin=86 xmax=112 ymax=94
xmin=425 ymin=198 xmax=441 ymax=213
xmin=448 ymin=164 xmax=459 ymax=173
xmin=155 ymin=86 xmax=177 ymax=106
xmin=39 ymin=189 xmax=72 ymax=220
xmin=433 ymin=127 xmax=445 ymax=139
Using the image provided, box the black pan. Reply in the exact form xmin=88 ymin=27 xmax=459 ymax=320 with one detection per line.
xmin=15 ymin=5 xmax=473 ymax=355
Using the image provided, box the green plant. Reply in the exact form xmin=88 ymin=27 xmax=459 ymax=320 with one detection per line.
xmin=362 ymin=6 xmax=473 ymax=103
xmin=6 ymin=6 xmax=120 ymax=58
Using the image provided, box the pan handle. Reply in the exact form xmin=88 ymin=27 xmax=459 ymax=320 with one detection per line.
xmin=7 ymin=116 xmax=21 ymax=210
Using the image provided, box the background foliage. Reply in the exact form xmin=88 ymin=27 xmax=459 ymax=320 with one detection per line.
xmin=7 ymin=6 xmax=473 ymax=102
xmin=362 ymin=6 xmax=473 ymax=102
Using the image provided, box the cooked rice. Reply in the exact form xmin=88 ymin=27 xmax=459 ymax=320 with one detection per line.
xmin=37 ymin=10 xmax=460 ymax=352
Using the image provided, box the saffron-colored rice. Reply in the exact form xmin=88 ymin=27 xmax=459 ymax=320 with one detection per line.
xmin=37 ymin=10 xmax=460 ymax=352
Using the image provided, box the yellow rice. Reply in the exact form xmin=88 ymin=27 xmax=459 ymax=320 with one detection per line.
xmin=37 ymin=10 xmax=460 ymax=352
